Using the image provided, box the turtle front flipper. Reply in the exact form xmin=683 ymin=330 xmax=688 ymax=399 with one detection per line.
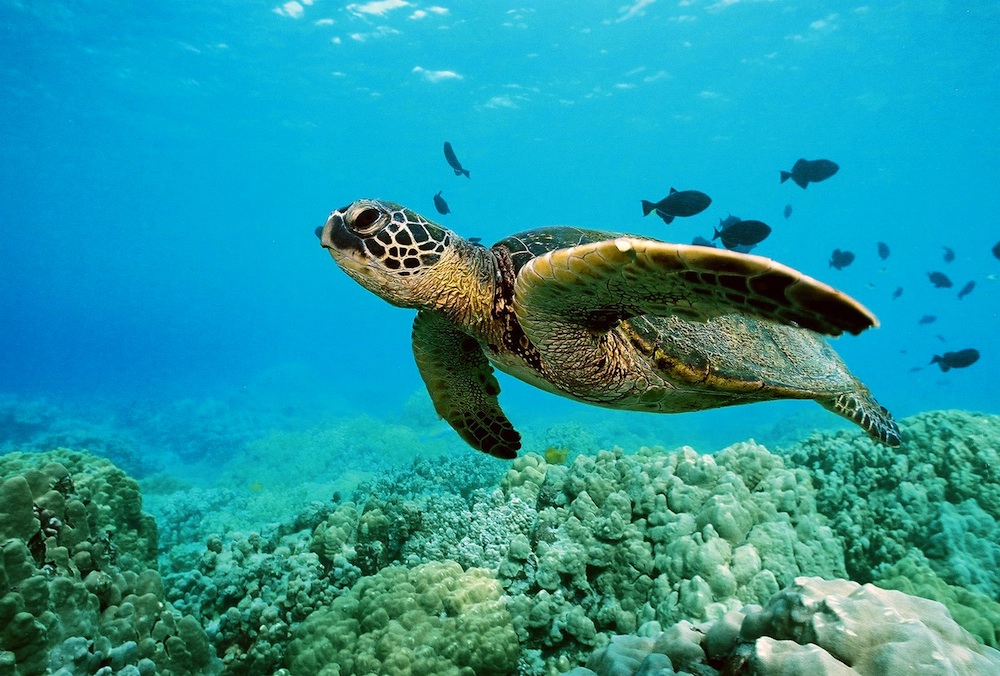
xmin=412 ymin=311 xmax=521 ymax=459
xmin=514 ymin=237 xmax=878 ymax=339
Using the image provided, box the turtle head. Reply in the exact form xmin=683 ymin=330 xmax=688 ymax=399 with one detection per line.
xmin=318 ymin=199 xmax=460 ymax=309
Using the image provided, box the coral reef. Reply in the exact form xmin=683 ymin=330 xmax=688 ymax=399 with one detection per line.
xmin=286 ymin=560 xmax=518 ymax=675
xmin=782 ymin=410 xmax=1000 ymax=596
xmin=7 ymin=408 xmax=996 ymax=674
xmin=0 ymin=449 xmax=218 ymax=675
xmin=564 ymin=576 xmax=1000 ymax=675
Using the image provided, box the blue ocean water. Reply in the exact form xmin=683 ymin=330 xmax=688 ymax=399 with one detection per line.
xmin=1 ymin=1 xmax=998 ymax=455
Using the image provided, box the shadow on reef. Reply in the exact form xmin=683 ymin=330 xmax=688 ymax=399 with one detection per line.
xmin=1 ymin=410 xmax=999 ymax=674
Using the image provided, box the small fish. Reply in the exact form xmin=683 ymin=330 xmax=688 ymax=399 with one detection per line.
xmin=783 ymin=204 xmax=793 ymax=219
xmin=909 ymin=366 xmax=923 ymax=373
xmin=713 ymin=218 xmax=771 ymax=249
xmin=892 ymin=286 xmax=903 ymax=300
xmin=993 ymin=241 xmax=1000 ymax=260
xmin=641 ymin=188 xmax=711 ymax=224
xmin=443 ymin=141 xmax=470 ymax=178
xmin=928 ymin=271 xmax=952 ymax=288
xmin=691 ymin=236 xmax=717 ymax=248
xmin=780 ymin=158 xmax=839 ymax=189
xmin=918 ymin=315 xmax=937 ymax=325
xmin=930 ymin=348 xmax=980 ymax=372
xmin=957 ymin=280 xmax=975 ymax=299
xmin=942 ymin=246 xmax=955 ymax=263
xmin=877 ymin=242 xmax=890 ymax=260
xmin=432 ymin=191 xmax=450 ymax=215
xmin=829 ymin=249 xmax=855 ymax=270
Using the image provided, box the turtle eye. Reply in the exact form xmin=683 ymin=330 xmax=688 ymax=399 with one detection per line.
xmin=350 ymin=207 xmax=385 ymax=234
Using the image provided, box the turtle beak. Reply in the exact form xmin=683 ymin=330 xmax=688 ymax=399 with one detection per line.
xmin=318 ymin=212 xmax=340 ymax=250
xmin=318 ymin=209 xmax=361 ymax=255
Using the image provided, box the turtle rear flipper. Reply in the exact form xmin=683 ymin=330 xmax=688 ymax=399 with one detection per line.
xmin=819 ymin=391 xmax=902 ymax=447
xmin=514 ymin=237 xmax=878 ymax=339
xmin=412 ymin=311 xmax=521 ymax=459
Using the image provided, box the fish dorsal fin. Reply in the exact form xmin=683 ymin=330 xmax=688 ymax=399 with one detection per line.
xmin=669 ymin=187 xmax=678 ymax=194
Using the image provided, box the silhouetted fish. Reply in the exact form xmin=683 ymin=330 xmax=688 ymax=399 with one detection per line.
xmin=928 ymin=272 xmax=952 ymax=288
xmin=691 ymin=236 xmax=717 ymax=248
xmin=432 ymin=191 xmax=450 ymax=215
xmin=713 ymin=218 xmax=770 ymax=250
xmin=783 ymin=204 xmax=793 ymax=219
xmin=641 ymin=188 xmax=711 ymax=224
xmin=892 ymin=286 xmax=903 ymax=300
xmin=877 ymin=242 xmax=890 ymax=260
xmin=443 ymin=141 xmax=470 ymax=178
xmin=942 ymin=246 xmax=955 ymax=263
xmin=993 ymin=241 xmax=1000 ymax=260
xmin=829 ymin=249 xmax=855 ymax=270
xmin=780 ymin=158 xmax=839 ymax=189
xmin=918 ymin=315 xmax=936 ymax=325
xmin=930 ymin=348 xmax=980 ymax=372
xmin=714 ymin=215 xmax=756 ymax=253
xmin=957 ymin=280 xmax=975 ymax=299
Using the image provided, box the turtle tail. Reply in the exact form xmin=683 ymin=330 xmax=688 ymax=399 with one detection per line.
xmin=818 ymin=391 xmax=902 ymax=447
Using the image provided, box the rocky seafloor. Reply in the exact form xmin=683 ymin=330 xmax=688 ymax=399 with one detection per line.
xmin=2 ymin=408 xmax=1000 ymax=675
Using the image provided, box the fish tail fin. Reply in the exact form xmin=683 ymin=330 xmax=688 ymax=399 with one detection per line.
xmin=641 ymin=200 xmax=656 ymax=216
xmin=462 ymin=169 xmax=470 ymax=178
xmin=819 ymin=390 xmax=902 ymax=447
xmin=712 ymin=227 xmax=721 ymax=240
xmin=780 ymin=171 xmax=791 ymax=183
xmin=930 ymin=356 xmax=949 ymax=372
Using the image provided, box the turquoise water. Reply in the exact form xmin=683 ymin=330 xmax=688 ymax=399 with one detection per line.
xmin=2 ymin=1 xmax=999 ymax=458
xmin=2 ymin=3 xmax=1000 ymax=673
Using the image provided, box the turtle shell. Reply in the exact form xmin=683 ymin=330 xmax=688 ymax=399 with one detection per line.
xmin=494 ymin=226 xmax=641 ymax=275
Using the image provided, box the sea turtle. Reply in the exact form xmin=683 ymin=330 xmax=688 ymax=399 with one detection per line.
xmin=318 ymin=199 xmax=901 ymax=459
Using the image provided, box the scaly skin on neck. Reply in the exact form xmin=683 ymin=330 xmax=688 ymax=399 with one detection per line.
xmin=411 ymin=238 xmax=503 ymax=343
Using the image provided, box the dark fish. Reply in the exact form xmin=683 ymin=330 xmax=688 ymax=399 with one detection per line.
xmin=909 ymin=366 xmax=923 ymax=373
xmin=443 ymin=141 xmax=470 ymax=178
xmin=691 ymin=236 xmax=717 ymax=248
xmin=641 ymin=188 xmax=711 ymax=224
xmin=877 ymin=242 xmax=890 ymax=260
xmin=780 ymin=158 xmax=839 ymax=189
xmin=993 ymin=241 xmax=1000 ymax=260
xmin=918 ymin=315 xmax=936 ymax=325
xmin=713 ymin=218 xmax=770 ymax=250
xmin=432 ymin=191 xmax=450 ymax=215
xmin=714 ymin=215 xmax=756 ymax=253
xmin=930 ymin=348 xmax=980 ymax=372
xmin=892 ymin=286 xmax=903 ymax=300
xmin=829 ymin=249 xmax=855 ymax=270
xmin=942 ymin=246 xmax=955 ymax=263
xmin=783 ymin=204 xmax=793 ymax=219
xmin=928 ymin=271 xmax=952 ymax=288
xmin=957 ymin=280 xmax=975 ymax=299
